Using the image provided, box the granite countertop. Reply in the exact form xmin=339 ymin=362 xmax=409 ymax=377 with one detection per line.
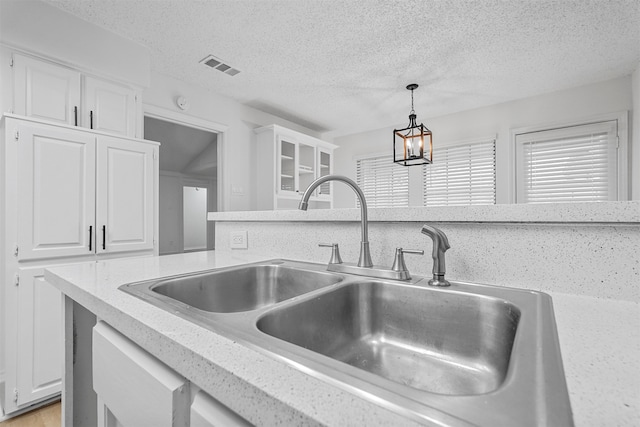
xmin=45 ymin=251 xmax=640 ymax=426
xmin=208 ymin=201 xmax=640 ymax=224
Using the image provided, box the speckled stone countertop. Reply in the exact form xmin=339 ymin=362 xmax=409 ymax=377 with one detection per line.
xmin=208 ymin=201 xmax=640 ymax=224
xmin=45 ymin=251 xmax=639 ymax=426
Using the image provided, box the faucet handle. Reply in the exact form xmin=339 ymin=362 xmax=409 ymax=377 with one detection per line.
xmin=319 ymin=243 xmax=343 ymax=264
xmin=391 ymin=248 xmax=424 ymax=273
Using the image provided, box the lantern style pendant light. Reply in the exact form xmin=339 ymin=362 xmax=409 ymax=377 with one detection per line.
xmin=393 ymin=84 xmax=432 ymax=166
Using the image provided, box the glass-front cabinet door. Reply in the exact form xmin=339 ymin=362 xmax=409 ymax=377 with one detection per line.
xmin=316 ymin=147 xmax=332 ymax=199
xmin=278 ymin=138 xmax=296 ymax=194
xmin=297 ymin=142 xmax=316 ymax=194
xmin=278 ymin=137 xmax=317 ymax=195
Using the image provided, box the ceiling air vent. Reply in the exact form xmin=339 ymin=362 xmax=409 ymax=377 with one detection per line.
xmin=200 ymin=55 xmax=240 ymax=77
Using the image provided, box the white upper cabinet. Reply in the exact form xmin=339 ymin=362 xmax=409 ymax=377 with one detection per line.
xmin=84 ymin=76 xmax=137 ymax=137
xmin=9 ymin=117 xmax=157 ymax=260
xmin=96 ymin=136 xmax=155 ymax=254
xmin=12 ymin=53 xmax=140 ymax=137
xmin=16 ymin=121 xmax=96 ymax=260
xmin=256 ymin=124 xmax=337 ymax=210
xmin=12 ymin=53 xmax=81 ymax=126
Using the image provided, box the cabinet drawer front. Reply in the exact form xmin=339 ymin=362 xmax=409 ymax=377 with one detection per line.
xmin=93 ymin=322 xmax=189 ymax=427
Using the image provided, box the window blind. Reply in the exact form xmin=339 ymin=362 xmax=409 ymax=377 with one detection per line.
xmin=356 ymin=155 xmax=409 ymax=207
xmin=515 ymin=121 xmax=617 ymax=204
xmin=423 ymin=139 xmax=496 ymax=206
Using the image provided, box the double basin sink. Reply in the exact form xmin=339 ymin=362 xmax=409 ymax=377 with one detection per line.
xmin=120 ymin=259 xmax=573 ymax=426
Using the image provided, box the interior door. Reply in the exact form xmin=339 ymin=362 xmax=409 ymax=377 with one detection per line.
xmin=96 ymin=136 xmax=155 ymax=254
xmin=13 ymin=53 xmax=81 ymax=126
xmin=13 ymin=267 xmax=63 ymax=408
xmin=17 ymin=121 xmax=96 ymax=260
xmin=84 ymin=76 xmax=137 ymax=137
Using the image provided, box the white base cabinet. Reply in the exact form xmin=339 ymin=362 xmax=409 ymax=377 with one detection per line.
xmin=1 ymin=115 xmax=158 ymax=415
xmin=93 ymin=322 xmax=250 ymax=427
xmin=10 ymin=267 xmax=63 ymax=407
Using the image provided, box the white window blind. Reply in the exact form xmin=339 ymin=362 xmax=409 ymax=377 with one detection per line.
xmin=515 ymin=121 xmax=618 ymax=204
xmin=422 ymin=138 xmax=496 ymax=206
xmin=356 ymin=155 xmax=409 ymax=207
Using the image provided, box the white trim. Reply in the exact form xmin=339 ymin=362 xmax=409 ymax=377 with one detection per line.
xmin=143 ymin=104 xmax=228 ymax=134
xmin=511 ymin=111 xmax=629 ymax=202
xmin=143 ymin=104 xmax=228 ymax=211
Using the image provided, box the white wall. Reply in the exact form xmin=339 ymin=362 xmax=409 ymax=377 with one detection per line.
xmin=143 ymin=73 xmax=322 ymax=212
xmin=332 ymin=76 xmax=636 ymax=207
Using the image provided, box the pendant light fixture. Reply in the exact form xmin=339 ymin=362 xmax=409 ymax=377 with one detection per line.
xmin=393 ymin=83 xmax=432 ymax=166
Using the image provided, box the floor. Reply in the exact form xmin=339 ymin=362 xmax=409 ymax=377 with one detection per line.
xmin=0 ymin=402 xmax=61 ymax=427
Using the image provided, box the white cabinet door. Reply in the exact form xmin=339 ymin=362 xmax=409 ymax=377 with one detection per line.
xmin=12 ymin=54 xmax=81 ymax=126
xmin=17 ymin=122 xmax=96 ymax=260
xmin=93 ymin=322 xmax=189 ymax=427
xmin=96 ymin=136 xmax=155 ymax=254
xmin=277 ymin=137 xmax=297 ymax=196
xmin=316 ymin=147 xmax=333 ymax=201
xmin=13 ymin=267 xmax=63 ymax=408
xmin=84 ymin=76 xmax=137 ymax=137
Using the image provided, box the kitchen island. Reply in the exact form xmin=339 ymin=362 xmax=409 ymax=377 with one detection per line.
xmin=46 ymin=248 xmax=639 ymax=426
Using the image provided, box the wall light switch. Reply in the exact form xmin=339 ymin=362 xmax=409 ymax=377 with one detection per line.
xmin=230 ymin=231 xmax=248 ymax=249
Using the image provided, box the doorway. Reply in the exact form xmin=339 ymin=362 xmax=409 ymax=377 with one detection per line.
xmin=143 ymin=111 xmax=222 ymax=255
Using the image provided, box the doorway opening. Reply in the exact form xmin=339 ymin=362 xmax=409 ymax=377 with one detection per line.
xmin=143 ymin=109 xmax=224 ymax=255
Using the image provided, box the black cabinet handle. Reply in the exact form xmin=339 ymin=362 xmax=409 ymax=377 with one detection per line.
xmin=89 ymin=225 xmax=93 ymax=251
xmin=74 ymin=106 xmax=78 ymax=126
xmin=102 ymin=225 xmax=106 ymax=250
xmin=90 ymin=111 xmax=94 ymax=129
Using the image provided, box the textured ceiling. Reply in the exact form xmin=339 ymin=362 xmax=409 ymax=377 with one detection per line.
xmin=44 ymin=0 xmax=640 ymax=137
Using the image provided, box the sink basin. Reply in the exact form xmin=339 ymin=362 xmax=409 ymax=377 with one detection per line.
xmin=257 ymin=281 xmax=519 ymax=395
xmin=149 ymin=263 xmax=342 ymax=313
xmin=119 ymin=259 xmax=573 ymax=426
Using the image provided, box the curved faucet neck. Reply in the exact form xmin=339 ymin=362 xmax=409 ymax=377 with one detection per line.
xmin=299 ymin=175 xmax=372 ymax=267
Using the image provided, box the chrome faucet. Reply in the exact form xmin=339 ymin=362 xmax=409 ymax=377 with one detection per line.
xmin=299 ymin=175 xmax=373 ymax=267
xmin=421 ymin=224 xmax=451 ymax=286
xmin=299 ymin=175 xmax=423 ymax=280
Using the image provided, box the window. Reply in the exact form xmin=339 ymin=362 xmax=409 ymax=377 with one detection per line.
xmin=515 ymin=121 xmax=618 ymax=203
xmin=422 ymin=138 xmax=496 ymax=206
xmin=356 ymin=154 xmax=409 ymax=207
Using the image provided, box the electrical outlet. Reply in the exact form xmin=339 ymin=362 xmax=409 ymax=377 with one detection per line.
xmin=230 ymin=231 xmax=248 ymax=249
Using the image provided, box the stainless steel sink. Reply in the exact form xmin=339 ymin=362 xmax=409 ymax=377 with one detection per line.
xmin=257 ymin=281 xmax=519 ymax=395
xmin=119 ymin=259 xmax=573 ymax=426
xmin=146 ymin=263 xmax=342 ymax=313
